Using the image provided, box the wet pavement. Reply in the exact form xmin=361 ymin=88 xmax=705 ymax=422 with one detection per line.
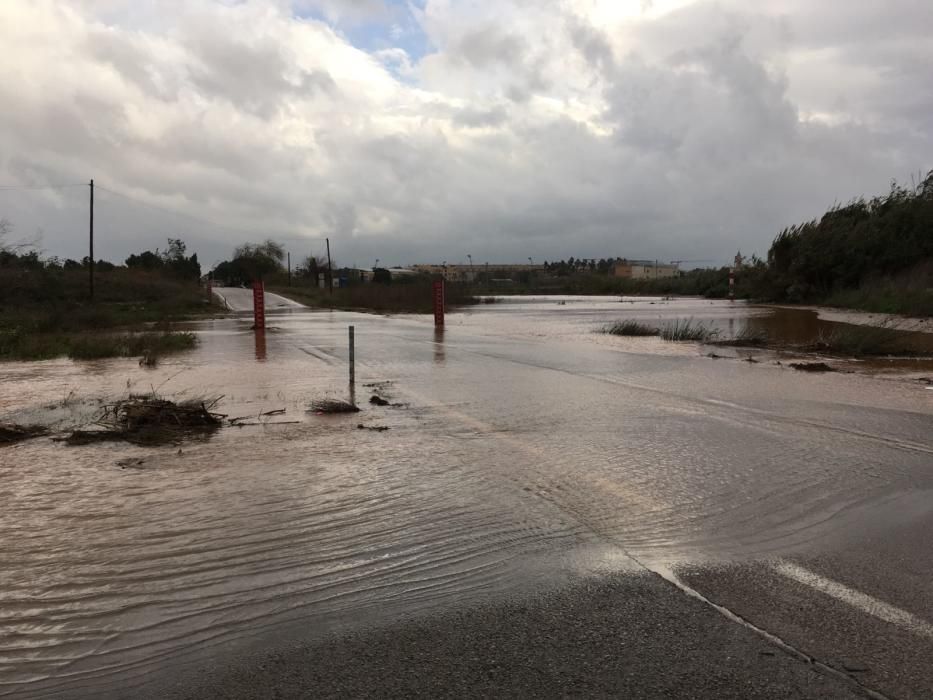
xmin=1 ymin=291 xmax=932 ymax=698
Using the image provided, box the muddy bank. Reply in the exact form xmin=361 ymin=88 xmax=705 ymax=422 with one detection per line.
xmin=767 ymin=304 xmax=933 ymax=334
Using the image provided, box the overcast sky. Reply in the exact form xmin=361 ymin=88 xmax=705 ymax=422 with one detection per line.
xmin=1 ymin=0 xmax=930 ymax=268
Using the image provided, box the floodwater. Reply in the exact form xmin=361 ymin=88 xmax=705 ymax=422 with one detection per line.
xmin=2 ymin=293 xmax=932 ymax=698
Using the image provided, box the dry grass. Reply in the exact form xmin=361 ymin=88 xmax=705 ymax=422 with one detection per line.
xmin=66 ymin=394 xmax=224 ymax=445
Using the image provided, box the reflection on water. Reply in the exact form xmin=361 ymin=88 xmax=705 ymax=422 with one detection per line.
xmin=433 ymin=327 xmax=445 ymax=365
xmin=254 ymin=328 xmax=267 ymax=361
xmin=1 ymin=298 xmax=931 ymax=698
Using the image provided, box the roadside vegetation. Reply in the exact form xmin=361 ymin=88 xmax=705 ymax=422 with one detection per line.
xmin=472 ymin=171 xmax=933 ymax=317
xmin=0 ymin=225 xmax=215 ymax=361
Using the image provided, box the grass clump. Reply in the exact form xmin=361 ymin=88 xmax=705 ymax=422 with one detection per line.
xmin=601 ymin=320 xmax=659 ymax=336
xmin=659 ymin=318 xmax=716 ymax=342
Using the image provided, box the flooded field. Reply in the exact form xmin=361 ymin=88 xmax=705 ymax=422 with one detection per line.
xmin=2 ymin=294 xmax=932 ymax=698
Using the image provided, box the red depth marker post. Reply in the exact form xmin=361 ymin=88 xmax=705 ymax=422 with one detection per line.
xmin=252 ymin=280 xmax=266 ymax=329
xmin=728 ymin=268 xmax=735 ymax=302
xmin=432 ymin=279 xmax=445 ymax=327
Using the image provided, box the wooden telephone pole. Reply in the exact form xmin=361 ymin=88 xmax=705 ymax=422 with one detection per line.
xmin=88 ymin=179 xmax=95 ymax=300
xmin=326 ymin=237 xmax=333 ymax=294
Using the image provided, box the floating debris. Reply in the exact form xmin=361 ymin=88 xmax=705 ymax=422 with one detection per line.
xmin=309 ymin=399 xmax=359 ymax=414
xmin=357 ymin=424 xmax=390 ymax=432
xmin=789 ymin=362 xmax=835 ymax=373
xmin=0 ymin=423 xmax=49 ymax=446
xmin=66 ymin=394 xmax=224 ymax=445
xmin=369 ymin=395 xmax=390 ymax=406
xmin=138 ymin=351 xmax=159 ymax=368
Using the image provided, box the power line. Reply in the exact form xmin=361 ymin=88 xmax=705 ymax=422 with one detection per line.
xmin=95 ymin=185 xmax=327 ymax=244
xmin=94 ymin=184 xmax=251 ymax=236
xmin=0 ymin=183 xmax=87 ymax=191
xmin=2 ymin=178 xmax=329 ymax=250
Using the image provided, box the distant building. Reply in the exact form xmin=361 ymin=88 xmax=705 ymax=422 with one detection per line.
xmin=411 ymin=263 xmax=543 ymax=282
xmin=611 ymin=260 xmax=680 ymax=280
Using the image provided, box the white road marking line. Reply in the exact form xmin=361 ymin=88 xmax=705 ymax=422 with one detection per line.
xmin=773 ymin=560 xmax=933 ymax=639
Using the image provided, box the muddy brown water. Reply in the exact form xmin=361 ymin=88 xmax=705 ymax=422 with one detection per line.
xmin=1 ymin=294 xmax=932 ymax=697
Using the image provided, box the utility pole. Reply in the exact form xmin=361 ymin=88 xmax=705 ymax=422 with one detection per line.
xmin=325 ymin=237 xmax=333 ymax=294
xmin=287 ymin=251 xmax=291 ymax=287
xmin=88 ymin=179 xmax=94 ymax=300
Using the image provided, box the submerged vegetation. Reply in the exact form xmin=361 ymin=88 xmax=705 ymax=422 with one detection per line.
xmin=659 ymin=319 xmax=716 ymax=342
xmin=600 ymin=318 xmax=716 ymax=342
xmin=601 ymin=320 xmax=658 ymax=336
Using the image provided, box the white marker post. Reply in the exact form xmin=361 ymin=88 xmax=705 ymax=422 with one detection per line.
xmin=348 ymin=325 xmax=355 ymax=387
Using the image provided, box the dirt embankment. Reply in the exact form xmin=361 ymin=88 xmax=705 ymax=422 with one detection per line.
xmin=770 ymin=305 xmax=933 ymax=334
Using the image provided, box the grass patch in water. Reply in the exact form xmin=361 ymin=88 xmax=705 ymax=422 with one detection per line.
xmin=659 ymin=318 xmax=716 ymax=342
xmin=600 ymin=320 xmax=659 ymax=336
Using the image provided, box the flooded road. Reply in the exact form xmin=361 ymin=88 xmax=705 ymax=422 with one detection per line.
xmin=2 ymin=292 xmax=932 ymax=698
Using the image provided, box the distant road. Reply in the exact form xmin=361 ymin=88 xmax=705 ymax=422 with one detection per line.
xmin=212 ymin=286 xmax=306 ymax=312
